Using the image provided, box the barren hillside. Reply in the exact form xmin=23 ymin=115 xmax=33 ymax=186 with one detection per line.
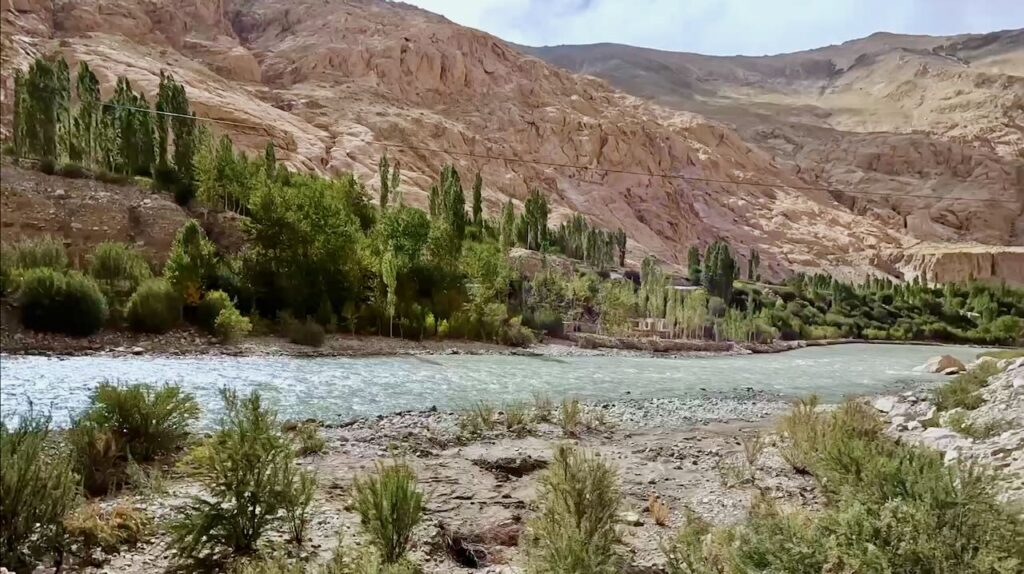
xmin=526 ymin=32 xmax=1024 ymax=248
xmin=2 ymin=0 xmax=1022 ymax=284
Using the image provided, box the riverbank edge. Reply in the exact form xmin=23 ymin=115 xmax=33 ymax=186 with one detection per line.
xmin=0 ymin=330 xmax=1004 ymax=360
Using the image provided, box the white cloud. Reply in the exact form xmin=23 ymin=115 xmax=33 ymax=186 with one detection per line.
xmin=406 ymin=0 xmax=1024 ymax=55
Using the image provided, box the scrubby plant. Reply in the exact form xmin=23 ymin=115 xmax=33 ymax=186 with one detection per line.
xmin=280 ymin=465 xmax=317 ymax=546
xmin=532 ymin=392 xmax=554 ymax=422
xmin=944 ymin=411 xmax=1012 ymax=440
xmin=197 ymin=289 xmax=233 ymax=332
xmin=457 ymin=401 xmax=497 ymax=439
xmin=56 ymin=162 xmax=90 ymax=179
xmin=18 ymin=268 xmax=108 ymax=335
xmin=525 ymin=444 xmax=622 ymax=574
xmin=0 ymin=414 xmax=79 ymax=570
xmin=673 ymin=395 xmax=1024 ymax=573
xmin=67 ymin=421 xmax=126 ymax=497
xmin=4 ymin=236 xmax=68 ymax=272
xmin=88 ymin=242 xmax=153 ymax=322
xmin=293 ymin=423 xmax=326 ymax=456
xmin=126 ymin=277 xmax=181 ymax=333
xmin=647 ymin=494 xmax=670 ymax=527
xmin=77 ymin=383 xmax=199 ymax=462
xmin=64 ymin=503 xmax=149 ymax=563
xmin=284 ymin=316 xmax=326 ymax=347
xmin=215 ymin=305 xmax=253 ymax=343
xmin=171 ymin=389 xmax=314 ymax=563
xmin=164 ymin=219 xmax=218 ymax=305
xmin=933 ymin=361 xmax=1000 ymax=412
xmin=502 ymin=401 xmax=532 ymax=436
xmin=662 ymin=510 xmax=720 ymax=574
xmin=351 ymin=461 xmax=425 ymax=565
xmin=559 ymin=398 xmax=583 ymax=437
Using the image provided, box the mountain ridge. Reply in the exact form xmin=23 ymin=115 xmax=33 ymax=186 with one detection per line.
xmin=1 ymin=0 xmax=1022 ymax=284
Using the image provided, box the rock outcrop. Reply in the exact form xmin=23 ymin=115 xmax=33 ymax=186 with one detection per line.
xmin=879 ymin=358 xmax=1024 ymax=502
xmin=1 ymin=1 xmax=1021 ymax=284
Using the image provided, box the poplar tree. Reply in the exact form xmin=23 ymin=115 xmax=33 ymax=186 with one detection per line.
xmin=73 ymin=62 xmax=101 ymax=167
xmin=500 ymin=199 xmax=515 ymax=252
xmin=378 ymin=153 xmax=391 ymax=210
xmin=687 ymin=245 xmax=702 ymax=285
xmin=471 ymin=172 xmax=483 ymax=226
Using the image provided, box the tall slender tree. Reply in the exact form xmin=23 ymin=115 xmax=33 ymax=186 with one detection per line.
xmin=500 ymin=199 xmax=515 ymax=252
xmin=378 ymin=153 xmax=391 ymax=210
xmin=687 ymin=245 xmax=702 ymax=285
xmin=471 ymin=172 xmax=483 ymax=226
xmin=74 ymin=62 xmax=102 ymax=167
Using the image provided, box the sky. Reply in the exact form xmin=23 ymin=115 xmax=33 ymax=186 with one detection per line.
xmin=405 ymin=0 xmax=1024 ymax=56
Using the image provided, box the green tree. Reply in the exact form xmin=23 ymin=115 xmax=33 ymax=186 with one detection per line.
xmin=500 ymin=199 xmax=516 ymax=252
xmin=12 ymin=70 xmax=27 ymax=159
xmin=521 ymin=189 xmax=549 ymax=251
xmin=461 ymin=241 xmax=512 ymax=340
xmin=164 ymin=220 xmax=219 ymax=306
xmin=378 ymin=153 xmax=391 ymax=210
xmin=381 ymin=250 xmax=398 ymax=337
xmin=703 ymin=240 xmax=737 ymax=303
xmin=747 ymin=249 xmax=761 ymax=282
xmin=263 ymin=141 xmax=276 ymax=179
xmin=22 ymin=57 xmax=60 ymax=161
xmin=687 ymin=245 xmax=702 ymax=285
xmin=471 ymin=172 xmax=483 ymax=226
xmin=615 ymin=229 xmax=627 ymax=267
xmin=597 ymin=280 xmax=636 ymax=335
xmin=54 ymin=58 xmax=71 ymax=162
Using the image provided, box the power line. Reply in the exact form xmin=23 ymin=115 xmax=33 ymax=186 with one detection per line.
xmin=98 ymin=102 xmax=1021 ymax=205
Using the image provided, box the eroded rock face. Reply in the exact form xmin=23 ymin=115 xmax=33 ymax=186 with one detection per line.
xmin=1 ymin=0 xmax=1020 ymax=283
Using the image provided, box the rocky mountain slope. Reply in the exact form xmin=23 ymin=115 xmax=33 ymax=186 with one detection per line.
xmin=2 ymin=0 xmax=1022 ymax=284
xmin=527 ymin=32 xmax=1024 ymax=248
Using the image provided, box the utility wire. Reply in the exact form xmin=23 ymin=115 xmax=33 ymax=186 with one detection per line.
xmin=97 ymin=101 xmax=1021 ymax=205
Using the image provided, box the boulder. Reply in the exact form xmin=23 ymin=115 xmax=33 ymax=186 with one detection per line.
xmin=918 ymin=355 xmax=966 ymax=374
xmin=871 ymin=396 xmax=897 ymax=413
xmin=920 ymin=427 xmax=969 ymax=451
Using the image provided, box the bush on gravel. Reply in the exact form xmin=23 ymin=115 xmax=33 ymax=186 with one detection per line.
xmin=18 ymin=268 xmax=108 ymax=336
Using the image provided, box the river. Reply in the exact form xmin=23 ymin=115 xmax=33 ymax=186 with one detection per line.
xmin=0 ymin=344 xmax=983 ymax=426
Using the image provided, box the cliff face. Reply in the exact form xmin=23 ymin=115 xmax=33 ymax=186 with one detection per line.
xmin=1 ymin=0 xmax=1022 ymax=284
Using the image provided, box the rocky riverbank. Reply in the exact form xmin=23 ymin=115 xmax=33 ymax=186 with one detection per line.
xmin=57 ymin=355 xmax=1024 ymax=573
xmin=870 ymin=355 xmax=1024 ymax=502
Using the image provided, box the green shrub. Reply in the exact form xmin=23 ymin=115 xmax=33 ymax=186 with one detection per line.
xmin=38 ymin=157 xmax=57 ymax=175
xmin=171 ymin=389 xmax=314 ymax=563
xmin=18 ymin=268 xmax=108 ymax=335
xmin=164 ymin=220 xmax=218 ymax=305
xmin=88 ymin=242 xmax=152 ymax=321
xmin=215 ymin=306 xmax=252 ymax=343
xmin=532 ymin=392 xmax=554 ymax=423
xmin=56 ymin=162 xmax=90 ymax=179
xmin=976 ymin=349 xmax=1024 ymax=360
xmin=78 ymin=383 xmax=199 ymax=462
xmin=351 ymin=461 xmax=425 ymax=565
xmin=503 ymin=401 xmax=532 ymax=436
xmin=559 ymin=398 xmax=583 ymax=437
xmin=4 ymin=236 xmax=68 ymax=272
xmin=668 ymin=397 xmax=1024 ymax=573
xmin=293 ymin=423 xmax=326 ymax=456
xmin=64 ymin=503 xmax=150 ymax=561
xmin=68 ymin=421 xmax=125 ymax=497
xmin=945 ymin=411 xmax=1013 ymax=440
xmin=0 ymin=414 xmax=79 ymax=570
xmin=934 ymin=361 xmax=1000 ymax=412
xmin=126 ymin=278 xmax=182 ymax=333
xmin=525 ymin=444 xmax=622 ymax=574
xmin=0 ymin=251 xmax=11 ymax=297
xmin=95 ymin=170 xmax=132 ymax=186
xmin=498 ymin=316 xmax=537 ymax=347
xmin=286 ymin=317 xmax=326 ymax=347
xmin=198 ymin=290 xmax=233 ymax=333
